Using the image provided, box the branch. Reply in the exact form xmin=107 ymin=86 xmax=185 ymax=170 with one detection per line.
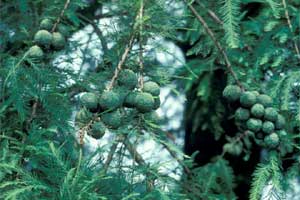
xmin=103 ymin=135 xmax=124 ymax=174
xmin=51 ymin=0 xmax=71 ymax=32
xmin=107 ymin=1 xmax=145 ymax=90
xmin=94 ymin=11 xmax=128 ymax=20
xmin=123 ymin=138 xmax=154 ymax=191
xmin=195 ymin=0 xmax=223 ymax=25
xmin=27 ymin=101 xmax=38 ymax=123
xmin=77 ymin=31 xmax=93 ymax=77
xmin=138 ymin=0 xmax=145 ymax=89
xmin=78 ymin=120 xmax=94 ymax=146
xmin=108 ymin=33 xmax=136 ymax=90
xmin=160 ymin=142 xmax=192 ymax=175
xmin=72 ymin=147 xmax=83 ymax=186
xmin=184 ymin=0 xmax=243 ymax=89
xmin=123 ymin=138 xmax=146 ymax=166
xmin=282 ymin=0 xmax=300 ymax=61
xmin=78 ymin=14 xmax=109 ymax=55
xmin=92 ymin=20 xmax=109 ymax=55
xmin=57 ymin=84 xmax=86 ymax=99
xmin=220 ymin=130 xmax=251 ymax=157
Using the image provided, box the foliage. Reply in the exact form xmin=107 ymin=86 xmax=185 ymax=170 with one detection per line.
xmin=221 ymin=0 xmax=241 ymax=48
xmin=0 ymin=0 xmax=300 ymax=199
xmin=180 ymin=0 xmax=300 ymax=199
xmin=250 ymin=152 xmax=284 ymax=200
xmin=182 ymin=158 xmax=236 ymax=200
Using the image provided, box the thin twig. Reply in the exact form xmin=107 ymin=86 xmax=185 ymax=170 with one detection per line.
xmin=130 ymin=136 xmax=141 ymax=186
xmin=282 ymin=0 xmax=300 ymax=61
xmin=108 ymin=2 xmax=145 ymax=90
xmin=19 ymin=100 xmax=38 ymax=168
xmin=51 ymin=0 xmax=71 ymax=32
xmin=220 ymin=130 xmax=250 ymax=157
xmin=3 ymin=51 xmax=29 ymax=95
xmin=160 ymin=142 xmax=192 ymax=175
xmin=184 ymin=0 xmax=243 ymax=89
xmin=27 ymin=101 xmax=38 ymax=123
xmin=150 ymin=131 xmax=191 ymax=175
xmin=123 ymin=139 xmax=146 ymax=165
xmin=138 ymin=0 xmax=145 ymax=89
xmin=57 ymin=84 xmax=86 ymax=99
xmin=108 ymin=33 xmax=136 ymax=90
xmin=93 ymin=20 xmax=109 ymax=55
xmin=103 ymin=136 xmax=124 ymax=174
xmin=123 ymin=138 xmax=154 ymax=191
xmin=195 ymin=0 xmax=223 ymax=25
xmin=78 ymin=14 xmax=109 ymax=55
xmin=77 ymin=32 xmax=93 ymax=77
xmin=72 ymin=147 xmax=83 ymax=186
xmin=77 ymin=119 xmax=94 ymax=146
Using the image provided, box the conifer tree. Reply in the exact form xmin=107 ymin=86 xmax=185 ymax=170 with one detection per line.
xmin=0 ymin=0 xmax=300 ymax=199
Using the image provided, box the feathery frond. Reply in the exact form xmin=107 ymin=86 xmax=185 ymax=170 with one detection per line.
xmin=265 ymin=0 xmax=281 ymax=18
xmin=250 ymin=153 xmax=284 ymax=200
xmin=220 ymin=0 xmax=241 ymax=48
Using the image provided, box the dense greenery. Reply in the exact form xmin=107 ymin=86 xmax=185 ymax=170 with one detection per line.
xmin=0 ymin=0 xmax=299 ymax=199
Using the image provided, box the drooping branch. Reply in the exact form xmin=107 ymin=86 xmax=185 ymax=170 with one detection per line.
xmin=184 ymin=0 xmax=243 ymax=89
xmin=78 ymin=14 xmax=109 ymax=56
xmin=77 ymin=31 xmax=93 ymax=77
xmin=138 ymin=0 xmax=145 ymax=89
xmin=195 ymin=0 xmax=223 ymax=25
xmin=101 ymin=1 xmax=148 ymax=175
xmin=123 ymin=138 xmax=146 ymax=166
xmin=51 ymin=0 xmax=71 ymax=32
xmin=107 ymin=1 xmax=146 ymax=90
xmin=123 ymin=138 xmax=154 ymax=191
xmin=103 ymin=136 xmax=124 ymax=174
xmin=108 ymin=33 xmax=136 ymax=90
xmin=220 ymin=130 xmax=251 ymax=157
xmin=27 ymin=100 xmax=38 ymax=124
xmin=160 ymin=141 xmax=192 ymax=175
xmin=78 ymin=119 xmax=94 ymax=146
xmin=57 ymin=84 xmax=86 ymax=99
xmin=282 ymin=0 xmax=300 ymax=61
